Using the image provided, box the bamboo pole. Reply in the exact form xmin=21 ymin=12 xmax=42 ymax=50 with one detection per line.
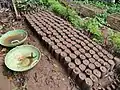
xmin=12 ymin=0 xmax=20 ymax=20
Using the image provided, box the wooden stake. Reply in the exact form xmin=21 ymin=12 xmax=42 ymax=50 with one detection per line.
xmin=12 ymin=0 xmax=20 ymax=20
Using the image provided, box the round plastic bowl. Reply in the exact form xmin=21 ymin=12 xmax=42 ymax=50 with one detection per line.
xmin=0 ymin=30 xmax=28 ymax=47
xmin=5 ymin=45 xmax=41 ymax=71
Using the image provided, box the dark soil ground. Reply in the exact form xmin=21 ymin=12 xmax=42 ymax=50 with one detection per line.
xmin=0 ymin=9 xmax=80 ymax=90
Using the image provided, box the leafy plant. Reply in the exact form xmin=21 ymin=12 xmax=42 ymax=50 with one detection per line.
xmin=50 ymin=1 xmax=68 ymax=18
xmin=84 ymin=18 xmax=102 ymax=37
xmin=16 ymin=0 xmax=41 ymax=11
xmin=96 ymin=12 xmax=108 ymax=25
xmin=109 ymin=31 xmax=120 ymax=52
xmin=107 ymin=4 xmax=120 ymax=13
xmin=91 ymin=1 xmax=108 ymax=9
xmin=74 ymin=0 xmax=120 ymax=14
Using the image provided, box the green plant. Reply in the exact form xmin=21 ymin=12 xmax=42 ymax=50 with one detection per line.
xmin=68 ymin=14 xmax=83 ymax=29
xmin=107 ymin=4 xmax=120 ymax=13
xmin=16 ymin=0 xmax=41 ymax=11
xmin=91 ymin=1 xmax=108 ymax=9
xmin=96 ymin=12 xmax=108 ymax=25
xmin=74 ymin=0 xmax=120 ymax=14
xmin=109 ymin=31 xmax=120 ymax=52
xmin=50 ymin=2 xmax=68 ymax=18
xmin=84 ymin=18 xmax=102 ymax=37
xmin=83 ymin=17 xmax=105 ymax=44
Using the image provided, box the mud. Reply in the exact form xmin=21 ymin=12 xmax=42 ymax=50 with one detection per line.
xmin=0 ymin=10 xmax=80 ymax=90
